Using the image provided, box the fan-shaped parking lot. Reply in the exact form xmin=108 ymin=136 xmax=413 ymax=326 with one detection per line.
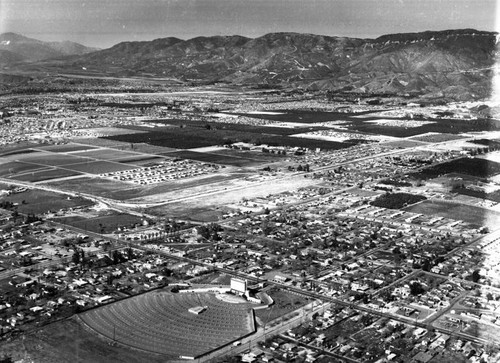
xmin=79 ymin=291 xmax=256 ymax=359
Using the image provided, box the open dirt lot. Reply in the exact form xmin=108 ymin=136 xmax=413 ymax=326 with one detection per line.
xmin=0 ymin=317 xmax=166 ymax=363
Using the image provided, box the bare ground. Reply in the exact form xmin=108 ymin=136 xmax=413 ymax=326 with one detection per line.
xmin=0 ymin=317 xmax=169 ymax=363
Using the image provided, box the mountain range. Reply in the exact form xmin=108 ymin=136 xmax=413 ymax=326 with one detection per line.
xmin=1 ymin=29 xmax=499 ymax=100
xmin=0 ymin=33 xmax=98 ymax=65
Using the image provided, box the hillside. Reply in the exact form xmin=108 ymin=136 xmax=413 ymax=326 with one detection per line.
xmin=0 ymin=32 xmax=98 ymax=65
xmin=2 ymin=29 xmax=499 ymax=100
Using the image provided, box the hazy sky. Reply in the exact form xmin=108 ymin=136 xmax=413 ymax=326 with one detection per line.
xmin=0 ymin=0 xmax=497 ymax=48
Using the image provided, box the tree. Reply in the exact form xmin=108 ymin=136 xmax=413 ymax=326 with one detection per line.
xmin=112 ymin=250 xmax=121 ymax=264
xmin=0 ymin=355 xmax=13 ymax=363
xmin=307 ymin=264 xmax=319 ymax=278
xmin=360 ymin=314 xmax=373 ymax=326
xmin=107 ymin=274 xmax=114 ymax=285
xmin=126 ymin=247 xmax=134 ymax=260
xmin=71 ymin=250 xmax=80 ymax=264
xmin=471 ymin=269 xmax=481 ymax=283
xmin=421 ymin=259 xmax=431 ymax=272
xmin=197 ymin=223 xmax=223 ymax=241
xmin=410 ymin=281 xmax=425 ymax=296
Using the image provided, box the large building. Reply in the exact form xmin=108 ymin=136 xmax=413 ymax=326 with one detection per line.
xmin=230 ymin=277 xmax=247 ymax=295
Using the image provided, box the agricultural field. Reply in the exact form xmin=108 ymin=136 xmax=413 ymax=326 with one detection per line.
xmin=409 ymin=133 xmax=468 ymax=143
xmin=71 ymin=149 xmax=141 ymax=160
xmin=168 ymin=150 xmax=271 ymax=167
xmin=347 ymin=117 xmax=500 ymax=138
xmin=0 ymin=145 xmax=39 ymax=157
xmin=146 ymin=118 xmax=327 ymax=136
xmin=469 ymin=138 xmax=500 ymax=148
xmin=7 ymin=168 xmax=83 ymax=183
xmin=230 ymin=110 xmax=366 ymax=124
xmin=213 ymin=148 xmax=286 ymax=161
xmin=20 ymin=153 xmax=94 ymax=166
xmin=114 ymin=156 xmax=166 ymax=166
xmin=74 ymin=137 xmax=136 ymax=149
xmin=74 ymin=141 xmax=179 ymax=155
xmin=79 ymin=291 xmax=256 ymax=359
xmin=37 ymin=143 xmax=99 ymax=153
xmin=382 ymin=139 xmax=427 ymax=148
xmin=232 ymin=110 xmax=500 ymax=137
xmin=103 ymin=125 xmax=355 ymax=150
xmin=62 ymin=160 xmax=136 ymax=174
xmin=104 ymin=129 xmax=223 ymax=149
xmin=0 ymin=161 xmax=48 ymax=177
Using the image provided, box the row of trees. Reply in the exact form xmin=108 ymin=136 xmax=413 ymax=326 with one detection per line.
xmin=72 ymin=247 xmax=135 ymax=266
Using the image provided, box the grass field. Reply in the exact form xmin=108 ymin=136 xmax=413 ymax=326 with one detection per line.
xmin=254 ymin=287 xmax=311 ymax=324
xmin=46 ymin=177 xmax=139 ymax=200
xmin=454 ymin=187 xmax=500 ymax=203
xmin=189 ymin=271 xmax=233 ymax=285
xmin=404 ymin=200 xmax=500 ymax=228
xmin=54 ymin=212 xmax=145 ymax=233
xmin=0 ymin=187 xmax=93 ymax=214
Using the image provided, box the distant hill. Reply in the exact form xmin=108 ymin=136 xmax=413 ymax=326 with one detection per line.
xmin=0 ymin=32 xmax=98 ymax=66
xmin=2 ymin=29 xmax=499 ymax=100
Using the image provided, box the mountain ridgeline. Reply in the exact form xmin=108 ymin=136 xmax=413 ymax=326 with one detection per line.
xmin=0 ymin=33 xmax=98 ymax=64
xmin=2 ymin=29 xmax=499 ymax=100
